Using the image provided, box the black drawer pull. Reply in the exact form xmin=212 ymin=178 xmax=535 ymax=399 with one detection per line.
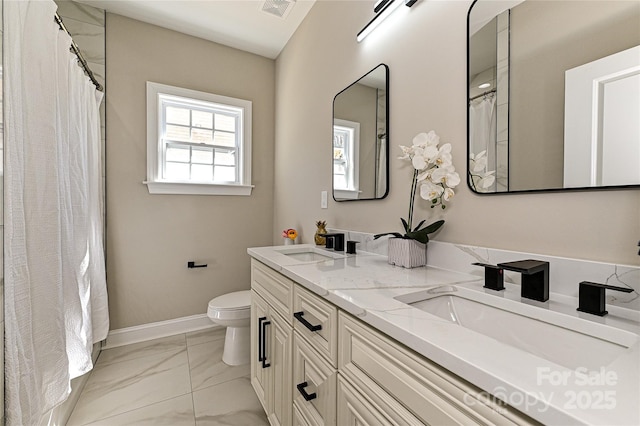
xmin=258 ymin=316 xmax=267 ymax=362
xmin=294 ymin=311 xmax=322 ymax=332
xmin=261 ymin=319 xmax=271 ymax=369
xmin=296 ymin=381 xmax=317 ymax=401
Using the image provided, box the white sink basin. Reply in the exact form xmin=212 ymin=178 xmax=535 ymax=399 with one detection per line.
xmin=397 ymin=290 xmax=637 ymax=370
xmin=273 ymin=246 xmax=345 ymax=262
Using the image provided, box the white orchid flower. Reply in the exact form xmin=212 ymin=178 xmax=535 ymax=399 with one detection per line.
xmin=434 ymin=143 xmax=453 ymax=167
xmin=479 ymin=171 xmax=496 ymax=189
xmin=419 ymin=181 xmax=444 ymax=201
xmin=443 ymin=187 xmax=455 ymax=201
xmin=471 ymin=150 xmax=488 ymax=173
xmin=445 ymin=170 xmax=461 ymax=188
xmin=412 ymin=131 xmax=440 ymax=148
xmin=398 ymin=147 xmax=411 ymax=160
xmin=416 ymin=168 xmax=432 ymax=182
xmin=411 ymin=145 xmax=438 ymax=170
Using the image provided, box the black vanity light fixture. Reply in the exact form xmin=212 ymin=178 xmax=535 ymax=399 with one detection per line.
xmin=357 ymin=0 xmax=419 ymax=42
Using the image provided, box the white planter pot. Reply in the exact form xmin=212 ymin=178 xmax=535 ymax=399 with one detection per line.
xmin=387 ymin=238 xmax=427 ymax=268
xmin=284 ymin=238 xmax=295 ymax=245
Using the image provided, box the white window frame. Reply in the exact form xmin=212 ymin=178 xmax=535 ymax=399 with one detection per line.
xmin=145 ymin=81 xmax=253 ymax=196
xmin=333 ymin=119 xmax=360 ymax=200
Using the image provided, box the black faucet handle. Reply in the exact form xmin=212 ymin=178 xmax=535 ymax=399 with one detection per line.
xmin=472 ymin=263 xmax=505 ymax=291
xmin=577 ymin=281 xmax=633 ymax=316
xmin=346 ymin=241 xmax=360 ymax=254
xmin=579 ymin=281 xmax=633 ymax=293
xmin=319 ymin=234 xmax=335 ymax=249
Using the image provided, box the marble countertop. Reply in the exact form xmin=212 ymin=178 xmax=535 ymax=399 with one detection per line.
xmin=248 ymin=244 xmax=640 ymax=425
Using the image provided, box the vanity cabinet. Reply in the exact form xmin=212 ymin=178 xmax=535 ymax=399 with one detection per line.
xmin=251 ymin=259 xmax=537 ymax=426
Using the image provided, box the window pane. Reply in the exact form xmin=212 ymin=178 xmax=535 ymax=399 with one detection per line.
xmin=213 ymin=131 xmax=236 ymax=147
xmin=214 ymin=166 xmax=236 ymax=182
xmin=334 ymin=176 xmax=347 ymax=190
xmin=165 ymin=162 xmax=190 ymax=180
xmin=191 ymin=128 xmax=213 ymax=143
xmin=215 ymin=150 xmax=236 ymax=166
xmin=334 ymin=148 xmax=344 ymax=160
xmin=334 ymin=164 xmax=346 ymax=175
xmin=166 ymin=106 xmax=190 ymax=125
xmin=166 ymin=145 xmax=190 ymax=162
xmin=215 ymin=114 xmax=236 ymax=132
xmin=192 ymin=110 xmax=213 ymax=129
xmin=166 ymin=124 xmax=191 ymax=141
xmin=192 ymin=164 xmax=213 ymax=181
xmin=192 ymin=147 xmax=214 ymax=164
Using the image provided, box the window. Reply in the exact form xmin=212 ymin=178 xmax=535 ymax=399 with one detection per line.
xmin=333 ymin=119 xmax=360 ymax=199
xmin=145 ymin=82 xmax=253 ymax=195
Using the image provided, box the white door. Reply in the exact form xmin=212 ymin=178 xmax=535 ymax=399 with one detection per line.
xmin=564 ymin=45 xmax=640 ymax=187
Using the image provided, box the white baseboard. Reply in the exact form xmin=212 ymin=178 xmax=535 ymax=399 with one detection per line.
xmin=104 ymin=314 xmax=218 ymax=349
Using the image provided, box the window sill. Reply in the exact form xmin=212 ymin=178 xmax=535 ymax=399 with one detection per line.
xmin=334 ymin=189 xmax=361 ymax=200
xmin=144 ymin=180 xmax=254 ymax=196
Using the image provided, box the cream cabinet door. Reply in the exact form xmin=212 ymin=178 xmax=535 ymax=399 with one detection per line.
xmin=251 ymin=291 xmax=269 ymax=410
xmin=251 ymin=290 xmax=292 ymax=426
xmin=268 ymin=309 xmax=293 ymax=426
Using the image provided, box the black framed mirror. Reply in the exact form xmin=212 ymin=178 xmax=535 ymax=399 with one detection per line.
xmin=467 ymin=0 xmax=640 ymax=194
xmin=333 ymin=64 xmax=389 ymax=201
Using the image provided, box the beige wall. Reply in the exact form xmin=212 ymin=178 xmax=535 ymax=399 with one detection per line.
xmin=510 ymin=0 xmax=640 ymax=190
xmin=274 ymin=0 xmax=640 ymax=266
xmin=106 ymin=14 xmax=275 ymax=329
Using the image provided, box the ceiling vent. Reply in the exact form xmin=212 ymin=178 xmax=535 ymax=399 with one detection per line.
xmin=261 ymin=0 xmax=296 ymax=19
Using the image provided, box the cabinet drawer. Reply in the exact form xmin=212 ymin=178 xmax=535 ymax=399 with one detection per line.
xmin=337 ymin=375 xmax=423 ymax=426
xmin=293 ymin=334 xmax=337 ymax=426
xmin=293 ymin=285 xmax=338 ymax=367
xmin=251 ymin=259 xmax=293 ymax=323
xmin=339 ymin=312 xmax=538 ymax=426
xmin=293 ymin=404 xmax=310 ymax=426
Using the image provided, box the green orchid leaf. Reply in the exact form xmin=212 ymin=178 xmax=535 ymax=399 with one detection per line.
xmin=406 ymin=230 xmax=429 ymax=244
xmin=422 ymin=219 xmax=445 ymax=234
xmin=373 ymin=232 xmax=404 ymax=240
xmin=400 ymin=218 xmax=410 ymax=233
xmin=413 ymin=219 xmax=426 ymax=232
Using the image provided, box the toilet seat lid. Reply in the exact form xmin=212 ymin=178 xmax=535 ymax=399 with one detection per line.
xmin=208 ymin=290 xmax=251 ymax=311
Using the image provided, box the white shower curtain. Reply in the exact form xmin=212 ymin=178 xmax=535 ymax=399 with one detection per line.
xmin=4 ymin=0 xmax=109 ymax=424
xmin=469 ymin=96 xmax=497 ymax=190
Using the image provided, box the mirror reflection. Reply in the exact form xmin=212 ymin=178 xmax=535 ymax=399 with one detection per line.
xmin=333 ymin=64 xmax=389 ymax=201
xmin=468 ymin=0 xmax=640 ymax=193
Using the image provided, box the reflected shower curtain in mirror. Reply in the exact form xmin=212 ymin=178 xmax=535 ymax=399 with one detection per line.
xmin=469 ymin=96 xmax=497 ymax=191
xmin=4 ymin=1 xmax=109 ymax=424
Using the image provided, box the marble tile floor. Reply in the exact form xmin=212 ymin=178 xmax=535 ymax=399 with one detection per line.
xmin=67 ymin=328 xmax=268 ymax=426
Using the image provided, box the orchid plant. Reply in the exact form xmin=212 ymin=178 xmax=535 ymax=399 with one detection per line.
xmin=374 ymin=131 xmax=460 ymax=244
xmin=468 ymin=150 xmax=496 ymax=192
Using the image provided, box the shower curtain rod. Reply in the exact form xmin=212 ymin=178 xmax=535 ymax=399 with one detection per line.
xmin=469 ymin=88 xmax=496 ymax=102
xmin=54 ymin=13 xmax=104 ymax=92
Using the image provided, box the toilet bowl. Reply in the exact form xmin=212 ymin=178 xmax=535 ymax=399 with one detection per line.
xmin=207 ymin=290 xmax=251 ymax=366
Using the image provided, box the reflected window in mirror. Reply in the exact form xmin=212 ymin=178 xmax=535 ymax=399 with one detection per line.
xmin=333 ymin=119 xmax=360 ymax=199
xmin=333 ymin=64 xmax=389 ymax=201
xmin=467 ymin=0 xmax=640 ymax=194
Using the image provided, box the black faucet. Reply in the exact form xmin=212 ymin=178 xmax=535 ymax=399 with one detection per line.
xmin=320 ymin=233 xmax=345 ymax=252
xmin=577 ymin=281 xmax=633 ymax=316
xmin=498 ymin=259 xmax=549 ymax=302
xmin=472 ymin=263 xmax=505 ymax=291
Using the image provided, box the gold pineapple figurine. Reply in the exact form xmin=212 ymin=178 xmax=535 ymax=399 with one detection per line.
xmin=315 ymin=220 xmax=327 ymax=245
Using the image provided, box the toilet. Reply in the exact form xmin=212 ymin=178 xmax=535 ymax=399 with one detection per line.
xmin=207 ymin=290 xmax=251 ymax=366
